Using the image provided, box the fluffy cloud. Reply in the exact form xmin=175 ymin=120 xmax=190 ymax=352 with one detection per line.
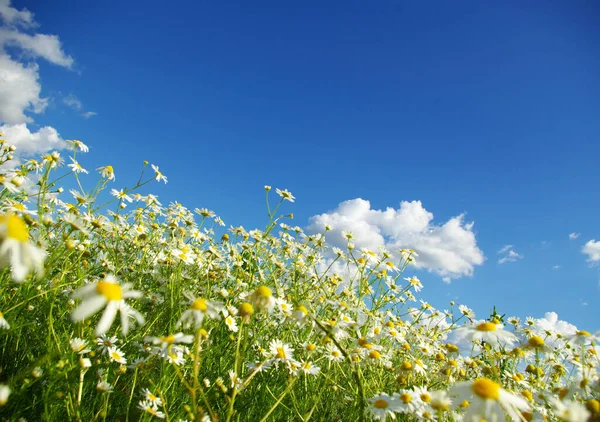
xmin=0 ymin=0 xmax=75 ymax=156
xmin=497 ymin=246 xmax=523 ymax=264
xmin=533 ymin=312 xmax=577 ymax=348
xmin=307 ymin=199 xmax=484 ymax=280
xmin=0 ymin=123 xmax=65 ymax=155
xmin=582 ymin=240 xmax=600 ymax=264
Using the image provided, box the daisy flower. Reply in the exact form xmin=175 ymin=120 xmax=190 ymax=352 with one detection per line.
xmin=275 ymin=188 xmax=295 ymax=202
xmin=97 ymin=165 xmax=115 ymax=181
xmin=0 ymin=213 xmax=45 ymax=282
xmin=368 ymin=393 xmax=402 ymax=420
xmin=107 ymin=346 xmax=127 ymax=364
xmin=453 ymin=320 xmax=517 ymax=348
xmin=176 ymin=296 xmax=222 ymax=329
xmin=71 ymin=275 xmax=145 ymax=335
xmin=151 ymin=164 xmax=168 ymax=184
xmin=451 ymin=378 xmax=530 ymax=422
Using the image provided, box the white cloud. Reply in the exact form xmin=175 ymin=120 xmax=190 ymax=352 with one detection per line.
xmin=0 ymin=29 xmax=73 ymax=67
xmin=569 ymin=232 xmax=580 ymax=240
xmin=533 ymin=312 xmax=577 ymax=347
xmin=307 ymin=199 xmax=484 ymax=280
xmin=63 ymin=93 xmax=96 ymax=119
xmin=0 ymin=123 xmax=65 ymax=156
xmin=0 ymin=1 xmax=77 ymax=157
xmin=582 ymin=240 xmax=600 ymax=264
xmin=497 ymin=246 xmax=523 ymax=264
xmin=0 ymin=0 xmax=34 ymax=27
xmin=0 ymin=53 xmax=46 ymax=123
xmin=552 ymin=265 xmax=561 ymax=270
xmin=498 ymin=245 xmax=512 ymax=254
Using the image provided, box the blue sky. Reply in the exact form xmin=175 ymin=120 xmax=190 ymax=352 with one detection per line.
xmin=2 ymin=0 xmax=599 ymax=328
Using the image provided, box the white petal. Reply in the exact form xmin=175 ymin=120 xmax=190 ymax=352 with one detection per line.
xmin=95 ymin=301 xmax=119 ymax=335
xmin=71 ymin=296 xmax=106 ymax=321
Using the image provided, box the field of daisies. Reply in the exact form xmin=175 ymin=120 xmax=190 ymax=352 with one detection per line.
xmin=0 ymin=136 xmax=598 ymax=422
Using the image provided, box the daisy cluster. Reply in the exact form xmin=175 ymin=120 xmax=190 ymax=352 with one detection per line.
xmin=0 ymin=136 xmax=598 ymax=421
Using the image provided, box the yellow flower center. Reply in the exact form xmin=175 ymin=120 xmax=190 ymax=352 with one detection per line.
xmin=459 ymin=400 xmax=470 ymax=408
xmin=421 ymin=393 xmax=431 ymax=403
xmin=239 ymin=302 xmax=254 ymax=317
xmin=0 ymin=214 xmax=29 ymax=242
xmin=255 ymin=285 xmax=272 ymax=297
xmin=296 ymin=305 xmax=308 ymax=314
xmin=476 ymin=322 xmax=497 ymax=332
xmin=276 ymin=347 xmax=286 ymax=359
xmin=161 ymin=335 xmax=176 ymax=344
xmin=191 ymin=298 xmax=208 ymax=312
xmin=96 ymin=281 xmax=123 ymax=301
xmin=528 ymin=336 xmax=545 ymax=348
xmin=471 ymin=378 xmax=500 ymax=400
xmin=400 ymin=393 xmax=412 ymax=404
xmin=306 ymin=343 xmax=316 ymax=351
xmin=400 ymin=361 xmax=413 ymax=371
xmin=576 ymin=330 xmax=591 ymax=337
xmin=111 ymin=351 xmax=121 ymax=361
xmin=373 ymin=399 xmax=388 ymax=409
xmin=369 ymin=350 xmax=381 ymax=359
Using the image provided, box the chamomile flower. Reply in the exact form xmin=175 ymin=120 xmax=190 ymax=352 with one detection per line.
xmin=368 ymin=393 xmax=402 ymax=420
xmin=71 ymin=275 xmax=145 ymax=335
xmin=68 ymin=157 xmax=88 ymax=174
xmin=0 ymin=312 xmax=9 ymax=330
xmin=97 ymin=165 xmax=115 ymax=181
xmin=176 ymin=296 xmax=222 ymax=329
xmin=0 ymin=213 xmax=45 ymax=282
xmin=275 ymin=188 xmax=295 ymax=202
xmin=151 ymin=164 xmax=168 ymax=184
xmin=143 ymin=388 xmax=163 ymax=407
xmin=107 ymin=346 xmax=127 ymax=364
xmin=70 ymin=338 xmax=90 ymax=354
xmin=138 ymin=400 xmax=165 ymax=419
xmin=451 ymin=378 xmax=530 ymax=422
xmin=269 ymin=339 xmax=294 ymax=363
xmin=453 ymin=320 xmax=517 ymax=348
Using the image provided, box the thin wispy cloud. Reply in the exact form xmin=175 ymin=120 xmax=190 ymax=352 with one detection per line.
xmin=63 ymin=93 xmax=96 ymax=119
xmin=498 ymin=246 xmax=523 ymax=264
xmin=569 ymin=232 xmax=580 ymax=240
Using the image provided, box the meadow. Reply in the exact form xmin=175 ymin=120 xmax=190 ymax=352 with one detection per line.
xmin=0 ymin=136 xmax=598 ymax=421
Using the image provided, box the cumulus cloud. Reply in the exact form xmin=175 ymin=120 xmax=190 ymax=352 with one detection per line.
xmin=0 ymin=123 xmax=65 ymax=156
xmin=497 ymin=246 xmax=523 ymax=264
xmin=569 ymin=232 xmax=580 ymax=240
xmin=533 ymin=312 xmax=577 ymax=348
xmin=582 ymin=240 xmax=600 ymax=264
xmin=307 ymin=199 xmax=484 ymax=281
xmin=0 ymin=0 xmax=77 ymax=156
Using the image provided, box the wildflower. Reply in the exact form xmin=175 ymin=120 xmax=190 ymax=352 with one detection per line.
xmin=111 ymin=189 xmax=133 ymax=203
xmin=96 ymin=334 xmax=119 ymax=354
xmin=275 ymin=188 xmax=295 ymax=202
xmin=550 ymin=397 xmax=590 ymax=422
xmin=451 ymin=378 xmax=530 ymax=421
xmin=96 ymin=381 xmax=113 ymax=393
xmin=144 ymin=332 xmax=194 ymax=356
xmin=151 ymin=164 xmax=168 ymax=184
xmin=0 ymin=213 xmax=45 ymax=282
xmin=0 ymin=384 xmax=10 ymax=406
xmin=269 ymin=340 xmax=294 ymax=363
xmin=143 ymin=388 xmax=163 ymax=407
xmin=108 ymin=346 xmax=127 ymax=364
xmin=138 ymin=400 xmax=165 ymax=419
xmin=71 ymin=275 xmax=145 ymax=335
xmin=249 ymin=285 xmax=275 ymax=312
xmin=67 ymin=139 xmax=89 ymax=152
xmin=453 ymin=320 xmax=517 ymax=348
xmin=68 ymin=157 xmax=88 ymax=174
xmin=70 ymin=338 xmax=90 ymax=354
xmin=404 ymin=276 xmax=423 ymax=292
xmin=567 ymin=330 xmax=600 ymax=346
xmin=97 ymin=165 xmax=115 ymax=181
xmin=368 ymin=393 xmax=402 ymax=420
xmin=325 ymin=344 xmax=344 ymax=362
xmin=176 ymin=296 xmax=222 ymax=329
xmin=299 ymin=361 xmax=320 ymax=376
xmin=0 ymin=312 xmax=9 ymax=330
xmin=224 ymin=314 xmax=238 ymax=332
